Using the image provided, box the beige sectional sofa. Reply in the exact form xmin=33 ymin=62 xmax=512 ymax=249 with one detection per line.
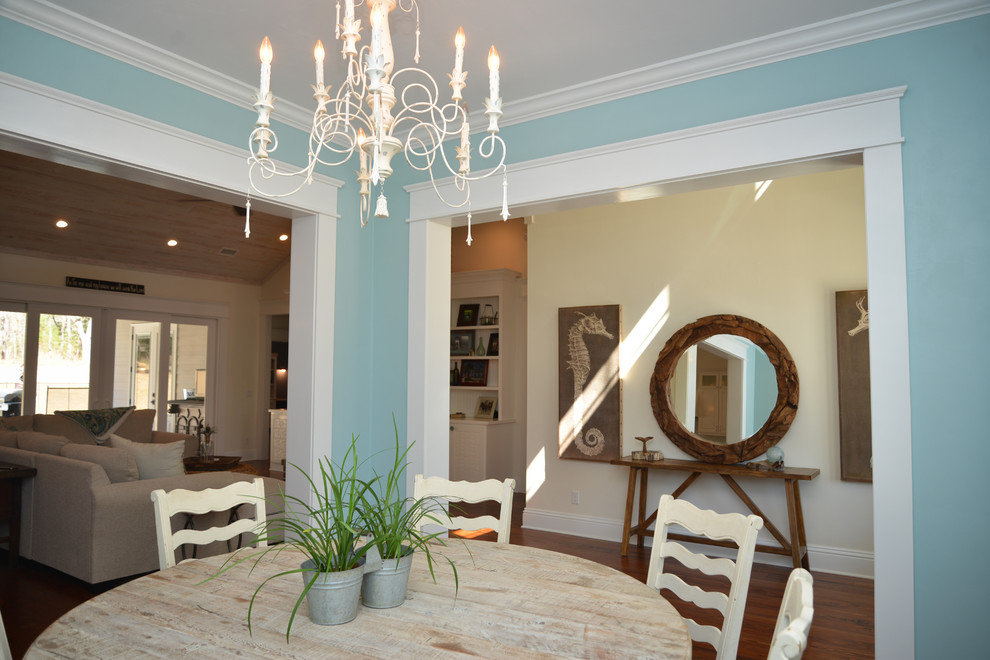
xmin=0 ymin=409 xmax=284 ymax=584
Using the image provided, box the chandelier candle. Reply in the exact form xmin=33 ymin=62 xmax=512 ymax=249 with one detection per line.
xmin=247 ymin=0 xmax=510 ymax=237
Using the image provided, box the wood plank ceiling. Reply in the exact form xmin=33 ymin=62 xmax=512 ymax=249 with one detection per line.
xmin=0 ymin=149 xmax=292 ymax=284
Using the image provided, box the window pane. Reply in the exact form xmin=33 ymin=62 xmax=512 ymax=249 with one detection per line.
xmin=37 ymin=314 xmax=92 ymax=413
xmin=113 ymin=320 xmax=161 ymax=414
xmin=0 ymin=311 xmax=26 ymax=417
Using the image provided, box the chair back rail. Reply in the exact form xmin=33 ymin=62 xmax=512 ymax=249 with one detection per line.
xmin=151 ymin=478 xmax=267 ymax=571
xmin=647 ymin=493 xmax=763 ymax=660
xmin=413 ymin=474 xmax=515 ymax=543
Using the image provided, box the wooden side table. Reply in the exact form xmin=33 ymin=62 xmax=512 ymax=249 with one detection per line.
xmin=611 ymin=456 xmax=819 ymax=569
xmin=0 ymin=460 xmax=37 ymax=565
xmin=183 ymin=455 xmax=241 ymax=473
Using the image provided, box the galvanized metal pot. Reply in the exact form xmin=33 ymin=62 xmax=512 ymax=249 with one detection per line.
xmin=300 ymin=559 xmax=365 ymax=625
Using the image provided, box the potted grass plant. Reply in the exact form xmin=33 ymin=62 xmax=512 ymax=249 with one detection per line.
xmin=358 ymin=417 xmax=456 ymax=608
xmin=209 ymin=433 xmax=377 ymax=639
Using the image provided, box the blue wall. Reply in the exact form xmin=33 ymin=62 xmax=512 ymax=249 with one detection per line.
xmin=3 ymin=12 xmax=989 ymax=655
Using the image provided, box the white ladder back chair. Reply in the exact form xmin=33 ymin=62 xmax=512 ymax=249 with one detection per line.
xmin=0 ymin=607 xmax=12 ymax=660
xmin=767 ymin=568 xmax=814 ymax=660
xmin=413 ymin=474 xmax=515 ymax=543
xmin=151 ymin=478 xmax=268 ymax=571
xmin=647 ymin=494 xmax=764 ymax=660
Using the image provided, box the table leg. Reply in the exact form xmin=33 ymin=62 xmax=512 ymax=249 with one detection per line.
xmin=636 ymin=467 xmax=648 ymax=549
xmin=784 ymin=479 xmax=806 ymax=569
xmin=9 ymin=478 xmax=22 ymax=565
xmin=789 ymin=479 xmax=811 ymax=570
xmin=620 ymin=467 xmax=637 ymax=556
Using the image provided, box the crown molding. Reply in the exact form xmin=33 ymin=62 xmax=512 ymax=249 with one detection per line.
xmin=501 ymin=0 xmax=990 ymax=126
xmin=0 ymin=0 xmax=313 ymax=131
xmin=2 ymin=0 xmax=987 ymax=131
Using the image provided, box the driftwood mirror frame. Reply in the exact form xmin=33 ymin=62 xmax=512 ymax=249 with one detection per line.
xmin=649 ymin=314 xmax=800 ymax=464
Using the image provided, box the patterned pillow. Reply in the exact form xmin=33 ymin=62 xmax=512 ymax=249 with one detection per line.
xmin=56 ymin=407 xmax=134 ymax=443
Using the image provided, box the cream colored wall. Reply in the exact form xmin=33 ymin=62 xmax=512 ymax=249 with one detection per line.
xmin=260 ymin=259 xmax=290 ymax=302
xmin=452 ymin=217 xmax=527 ymax=277
xmin=526 ymin=167 xmax=874 ymax=574
xmin=0 ymin=253 xmax=268 ymax=458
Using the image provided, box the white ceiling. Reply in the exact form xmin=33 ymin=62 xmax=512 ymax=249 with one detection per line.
xmin=0 ymin=0 xmax=982 ymax=280
xmin=4 ymin=0 xmax=980 ymax=131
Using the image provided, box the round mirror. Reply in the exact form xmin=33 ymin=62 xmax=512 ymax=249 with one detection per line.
xmin=650 ymin=315 xmax=799 ymax=463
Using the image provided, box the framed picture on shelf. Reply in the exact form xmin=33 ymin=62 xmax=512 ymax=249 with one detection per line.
xmin=450 ymin=330 xmax=475 ymax=356
xmin=487 ymin=332 xmax=499 ymax=356
xmin=474 ymin=395 xmax=497 ymax=419
xmin=459 ymin=359 xmax=489 ymax=386
xmin=456 ymin=303 xmax=481 ymax=327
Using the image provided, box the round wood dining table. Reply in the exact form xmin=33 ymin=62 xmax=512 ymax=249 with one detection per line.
xmin=26 ymin=541 xmax=691 ymax=658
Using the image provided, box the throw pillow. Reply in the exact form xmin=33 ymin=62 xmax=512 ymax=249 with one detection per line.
xmin=60 ymin=444 xmax=139 ymax=483
xmin=55 ymin=407 xmax=134 ymax=443
xmin=109 ymin=434 xmax=185 ymax=479
xmin=17 ymin=431 xmax=70 ymax=455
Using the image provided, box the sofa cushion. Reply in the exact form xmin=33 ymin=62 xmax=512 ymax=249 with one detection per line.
xmin=109 ymin=434 xmax=185 ymax=479
xmin=0 ymin=415 xmax=34 ymax=432
xmin=17 ymin=431 xmax=70 ymax=455
xmin=0 ymin=430 xmax=16 ymax=447
xmin=61 ymin=444 xmax=139 ymax=483
xmin=34 ymin=414 xmax=99 ymax=445
xmin=55 ymin=407 xmax=134 ymax=443
xmin=114 ymin=408 xmax=155 ymax=443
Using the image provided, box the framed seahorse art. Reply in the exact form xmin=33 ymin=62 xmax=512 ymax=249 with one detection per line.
xmin=557 ymin=305 xmax=622 ymax=462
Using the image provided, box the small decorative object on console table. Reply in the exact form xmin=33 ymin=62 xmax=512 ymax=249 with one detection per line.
xmin=631 ymin=436 xmax=663 ymax=462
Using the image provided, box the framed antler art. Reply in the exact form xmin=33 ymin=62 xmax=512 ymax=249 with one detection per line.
xmin=557 ymin=305 xmax=622 ymax=462
xmin=835 ymin=289 xmax=872 ymax=482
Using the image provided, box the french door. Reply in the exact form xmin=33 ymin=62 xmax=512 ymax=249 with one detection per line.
xmin=105 ymin=312 xmax=215 ymax=433
xmin=0 ymin=303 xmax=97 ymax=416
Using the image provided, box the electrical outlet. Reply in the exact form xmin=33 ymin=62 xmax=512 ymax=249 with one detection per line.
xmin=571 ymin=490 xmax=580 ymax=505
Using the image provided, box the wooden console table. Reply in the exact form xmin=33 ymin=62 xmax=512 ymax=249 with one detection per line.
xmin=611 ymin=456 xmax=819 ymax=569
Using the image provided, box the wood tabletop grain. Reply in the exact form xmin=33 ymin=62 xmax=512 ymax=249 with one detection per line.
xmin=27 ymin=541 xmax=691 ymax=659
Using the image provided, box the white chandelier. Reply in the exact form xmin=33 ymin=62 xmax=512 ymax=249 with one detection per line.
xmin=245 ymin=0 xmax=509 ymax=245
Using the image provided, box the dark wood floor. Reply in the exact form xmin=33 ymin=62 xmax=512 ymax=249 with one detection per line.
xmin=0 ymin=468 xmax=873 ymax=659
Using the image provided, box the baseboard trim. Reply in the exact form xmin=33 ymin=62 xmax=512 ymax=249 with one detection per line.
xmin=522 ymin=507 xmax=874 ymax=578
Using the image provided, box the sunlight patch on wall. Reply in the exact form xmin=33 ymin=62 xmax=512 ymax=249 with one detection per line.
xmin=525 ymin=447 xmax=546 ymax=501
xmin=619 ymin=286 xmax=670 ymax=379
xmin=754 ymin=179 xmax=773 ymax=201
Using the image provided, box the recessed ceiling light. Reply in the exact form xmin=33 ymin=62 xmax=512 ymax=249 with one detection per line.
xmin=167 ymin=239 xmax=178 ymax=247
xmin=279 ymin=234 xmax=289 ymax=241
xmin=55 ymin=219 xmax=69 ymax=228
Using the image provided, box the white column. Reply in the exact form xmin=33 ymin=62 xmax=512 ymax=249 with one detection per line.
xmin=286 ymin=212 xmax=337 ymax=507
xmin=406 ymin=218 xmax=453 ymax=492
xmin=863 ymin=142 xmax=913 ymax=660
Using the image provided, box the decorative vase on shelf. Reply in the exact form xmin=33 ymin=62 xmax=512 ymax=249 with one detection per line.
xmin=452 ymin=363 xmax=460 ymax=385
xmin=476 ymin=338 xmax=486 ymax=356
